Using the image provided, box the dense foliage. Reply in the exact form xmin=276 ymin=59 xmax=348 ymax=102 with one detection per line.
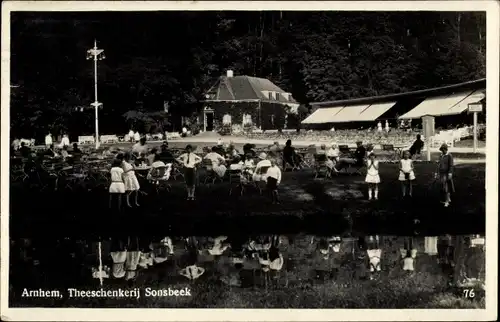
xmin=10 ymin=11 xmax=485 ymax=139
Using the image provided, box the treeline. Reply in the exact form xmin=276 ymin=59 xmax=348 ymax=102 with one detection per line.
xmin=10 ymin=11 xmax=485 ymax=139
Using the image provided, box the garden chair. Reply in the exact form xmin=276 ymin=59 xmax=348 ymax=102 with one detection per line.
xmin=228 ymin=169 xmax=246 ymax=196
xmin=382 ymin=144 xmax=399 ymax=163
xmin=338 ymin=145 xmax=351 ymax=157
xmin=314 ymin=154 xmax=332 ymax=179
xmin=147 ymin=165 xmax=172 ymax=193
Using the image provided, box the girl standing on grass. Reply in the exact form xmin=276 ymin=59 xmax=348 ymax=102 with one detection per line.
xmin=109 ymin=159 xmax=125 ymax=210
xmin=365 ymin=152 xmax=380 ymax=200
xmin=435 ymin=143 xmax=454 ymax=207
xmin=122 ymin=153 xmax=141 ymax=207
xmin=399 ymin=150 xmax=416 ymax=198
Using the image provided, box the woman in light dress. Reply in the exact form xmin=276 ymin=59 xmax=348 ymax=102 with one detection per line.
xmin=399 ymin=150 xmax=416 ymax=198
xmin=365 ymin=152 xmax=380 ymax=200
xmin=204 ymin=147 xmax=227 ymax=179
xmin=109 ymin=159 xmax=125 ymax=210
xmin=122 ymin=153 xmax=141 ymax=207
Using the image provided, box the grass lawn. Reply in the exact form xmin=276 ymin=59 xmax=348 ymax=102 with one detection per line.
xmin=9 ymin=234 xmax=485 ymax=308
xmin=10 ymin=162 xmax=485 ymax=236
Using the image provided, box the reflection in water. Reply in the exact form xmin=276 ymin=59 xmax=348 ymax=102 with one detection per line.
xmin=10 ymin=234 xmax=485 ymax=295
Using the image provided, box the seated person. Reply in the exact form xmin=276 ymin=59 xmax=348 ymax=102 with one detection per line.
xmin=316 ymin=144 xmax=335 ymax=169
xmin=146 ymin=148 xmax=158 ymax=166
xmin=252 ymin=153 xmax=272 ymax=182
xmin=409 ymin=134 xmax=424 ymax=157
xmin=45 ymin=144 xmax=58 ymax=158
xmin=354 ymin=141 xmax=366 ymax=167
xmin=243 ymin=143 xmax=256 ymax=158
xmin=204 ymin=147 xmax=227 ymax=178
xmin=326 ymin=143 xmax=340 ymax=162
xmin=69 ymin=143 xmax=83 ymax=163
xmin=19 ymin=142 xmax=32 ymax=159
xmin=60 ymin=146 xmax=72 ymax=160
xmin=159 ymin=142 xmax=174 ymax=162
xmin=132 ymin=137 xmax=148 ymax=159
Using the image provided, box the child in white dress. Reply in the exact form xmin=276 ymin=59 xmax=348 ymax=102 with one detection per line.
xmin=399 ymin=150 xmax=416 ymax=198
xmin=365 ymin=152 xmax=380 ymax=200
xmin=109 ymin=159 xmax=125 ymax=210
xmin=122 ymin=153 xmax=141 ymax=207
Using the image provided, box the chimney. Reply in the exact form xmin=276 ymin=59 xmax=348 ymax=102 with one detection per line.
xmin=226 ymin=70 xmax=234 ymax=78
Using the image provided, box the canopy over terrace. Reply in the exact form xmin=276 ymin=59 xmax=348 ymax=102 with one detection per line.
xmin=398 ymin=90 xmax=485 ymax=119
xmin=301 ymin=102 xmax=396 ymax=125
xmin=305 ymin=78 xmax=485 ymax=125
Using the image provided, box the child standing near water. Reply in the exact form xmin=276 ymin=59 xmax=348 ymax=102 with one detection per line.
xmin=365 ymin=152 xmax=380 ymax=200
xmin=399 ymin=150 xmax=415 ymax=198
xmin=109 ymin=159 xmax=125 ymax=210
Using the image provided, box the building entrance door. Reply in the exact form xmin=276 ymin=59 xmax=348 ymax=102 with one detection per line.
xmin=204 ymin=110 xmax=214 ymax=132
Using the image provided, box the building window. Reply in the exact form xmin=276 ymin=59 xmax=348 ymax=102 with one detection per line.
xmin=222 ymin=114 xmax=232 ymax=125
xmin=275 ymin=92 xmax=281 ymax=101
xmin=268 ymin=92 xmax=274 ymax=100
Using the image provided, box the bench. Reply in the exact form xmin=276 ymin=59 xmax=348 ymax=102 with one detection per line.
xmin=78 ymin=136 xmax=95 ymax=145
xmin=100 ymin=135 xmax=119 ymax=144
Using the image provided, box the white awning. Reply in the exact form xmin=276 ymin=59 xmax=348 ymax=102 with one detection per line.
xmin=357 ymin=102 xmax=396 ymax=121
xmin=442 ymin=90 xmax=485 ymax=116
xmin=301 ymin=107 xmax=344 ymax=124
xmin=399 ymin=92 xmax=472 ymax=119
xmin=329 ymin=104 xmax=371 ymax=122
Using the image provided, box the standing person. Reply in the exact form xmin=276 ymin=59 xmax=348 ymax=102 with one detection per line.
xmin=109 ymin=159 xmax=125 ymax=210
xmin=60 ymin=134 xmax=70 ymax=148
xmin=354 ymin=141 xmax=366 ymax=168
xmin=377 ymin=121 xmax=383 ymax=132
xmin=128 ymin=129 xmax=135 ymax=142
xmin=365 ymin=152 xmax=380 ymax=200
xmin=176 ymin=145 xmax=202 ymax=200
xmin=133 ymin=131 xmax=141 ymax=143
xmin=122 ymin=153 xmax=141 ymax=207
xmin=266 ymin=159 xmax=282 ymax=204
xmin=399 ymin=150 xmax=416 ymax=198
xmin=435 ymin=143 xmax=454 ymax=207
xmin=282 ymin=139 xmax=300 ymax=169
xmin=45 ymin=132 xmax=53 ymax=148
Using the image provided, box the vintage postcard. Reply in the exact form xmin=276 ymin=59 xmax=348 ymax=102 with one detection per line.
xmin=1 ymin=1 xmax=498 ymax=321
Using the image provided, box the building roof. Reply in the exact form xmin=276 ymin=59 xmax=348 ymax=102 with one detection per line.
xmin=310 ymin=78 xmax=485 ymax=108
xmin=203 ymin=75 xmax=298 ymax=104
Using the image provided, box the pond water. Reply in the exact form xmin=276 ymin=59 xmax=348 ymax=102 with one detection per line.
xmin=9 ymin=234 xmax=485 ymax=308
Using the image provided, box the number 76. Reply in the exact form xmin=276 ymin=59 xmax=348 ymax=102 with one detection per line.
xmin=463 ymin=289 xmax=475 ymax=298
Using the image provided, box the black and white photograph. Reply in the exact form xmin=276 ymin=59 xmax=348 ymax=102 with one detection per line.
xmin=1 ymin=1 xmax=498 ymax=321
